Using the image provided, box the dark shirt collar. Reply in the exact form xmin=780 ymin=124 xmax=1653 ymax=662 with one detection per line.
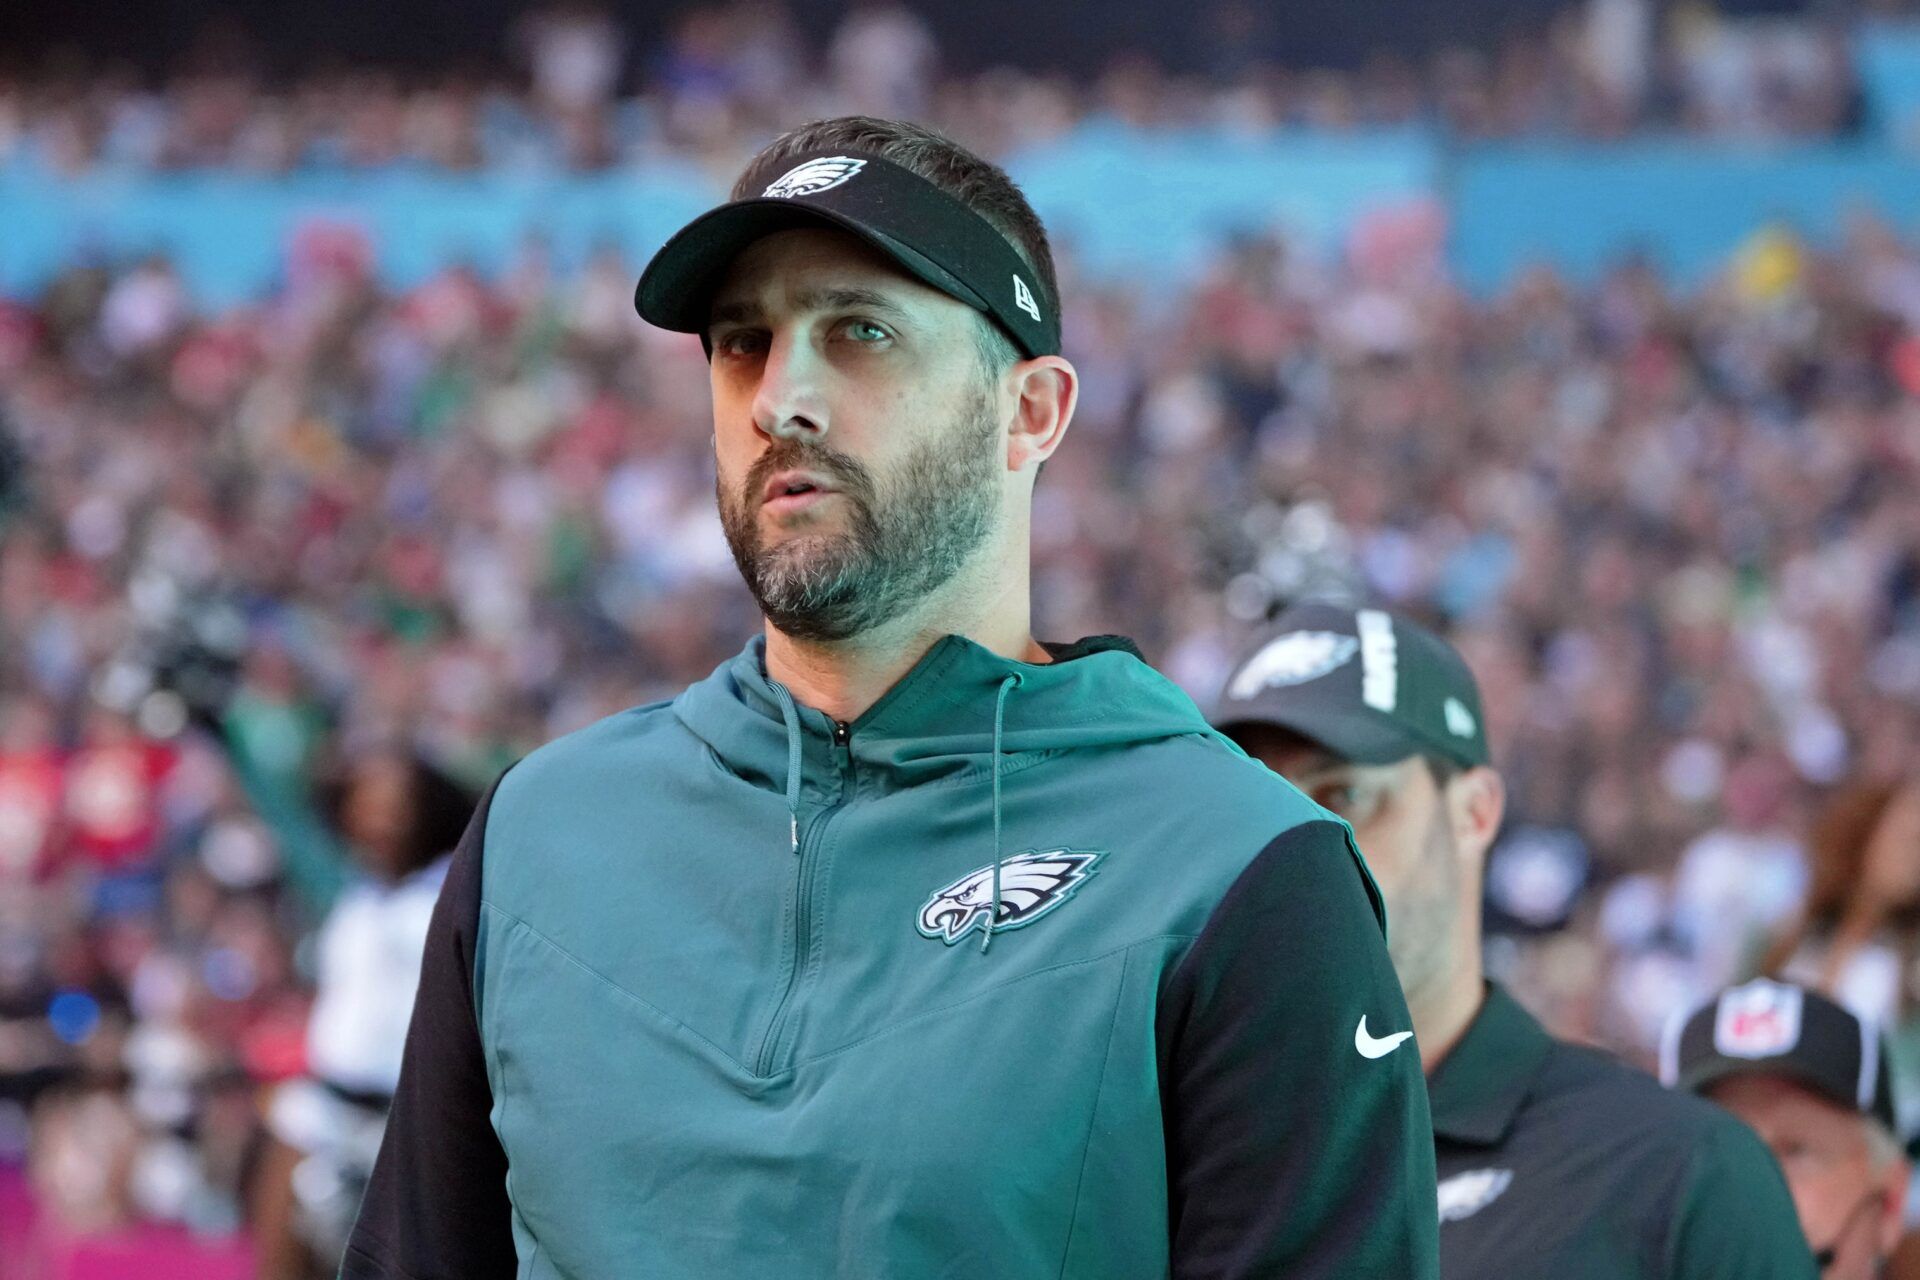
xmin=1428 ymin=983 xmax=1556 ymax=1146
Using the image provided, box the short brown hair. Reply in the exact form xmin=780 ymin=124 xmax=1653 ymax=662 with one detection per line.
xmin=732 ymin=117 xmax=1058 ymax=369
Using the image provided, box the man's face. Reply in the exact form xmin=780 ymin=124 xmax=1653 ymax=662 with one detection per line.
xmin=705 ymin=228 xmax=1007 ymax=643
xmin=1706 ymin=1074 xmax=1906 ymax=1279
xmin=1235 ymin=726 xmax=1462 ymax=999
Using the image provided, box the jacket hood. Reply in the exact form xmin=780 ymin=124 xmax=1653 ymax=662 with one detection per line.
xmin=672 ymin=632 xmax=1214 ymax=804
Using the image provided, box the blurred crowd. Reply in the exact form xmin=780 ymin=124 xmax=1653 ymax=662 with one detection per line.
xmin=7 ymin=191 xmax=1920 ymax=1257
xmin=0 ymin=0 xmax=1896 ymax=182
xmin=5 ymin=9 xmax=1920 ymax=1268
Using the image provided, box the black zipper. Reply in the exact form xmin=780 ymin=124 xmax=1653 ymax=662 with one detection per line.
xmin=752 ymin=719 xmax=854 ymax=1075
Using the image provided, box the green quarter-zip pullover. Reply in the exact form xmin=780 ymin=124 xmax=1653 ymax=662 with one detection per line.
xmin=345 ymin=634 xmax=1440 ymax=1278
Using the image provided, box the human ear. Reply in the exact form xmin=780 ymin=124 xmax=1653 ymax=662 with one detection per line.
xmin=1004 ymin=355 xmax=1078 ymax=472
xmin=1449 ymin=766 xmax=1506 ymax=867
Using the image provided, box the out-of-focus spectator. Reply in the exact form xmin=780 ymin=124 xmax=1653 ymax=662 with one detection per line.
xmin=1671 ymin=753 xmax=1808 ymax=993
xmin=1666 ymin=980 xmax=1909 ymax=1280
xmin=0 ymin=694 xmax=63 ymax=880
xmin=0 ymin=3 xmax=1884 ymax=182
xmin=65 ymin=706 xmax=176 ymax=879
xmin=254 ymin=750 xmax=473 ymax=1280
xmin=1768 ymin=778 xmax=1920 ymax=1142
xmin=828 ymin=1 xmax=940 ymax=119
xmin=514 ymin=2 xmax=627 ymax=113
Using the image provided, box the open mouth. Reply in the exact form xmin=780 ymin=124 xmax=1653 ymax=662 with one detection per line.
xmin=761 ymin=470 xmax=839 ymax=514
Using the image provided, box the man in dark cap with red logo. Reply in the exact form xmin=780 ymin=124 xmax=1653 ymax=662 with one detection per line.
xmin=1667 ymin=980 xmax=1911 ymax=1279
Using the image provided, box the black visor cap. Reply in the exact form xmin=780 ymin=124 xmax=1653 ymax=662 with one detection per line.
xmin=634 ymin=153 xmax=1060 ymax=361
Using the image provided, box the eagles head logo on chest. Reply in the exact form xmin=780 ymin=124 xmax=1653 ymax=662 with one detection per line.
xmin=916 ymin=850 xmax=1102 ymax=945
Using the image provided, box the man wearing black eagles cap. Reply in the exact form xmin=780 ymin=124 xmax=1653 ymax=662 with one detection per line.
xmin=1210 ymin=600 xmax=1817 ymax=1278
xmin=342 ymin=120 xmax=1438 ymax=1278
xmin=1666 ymin=980 xmax=1912 ymax=1279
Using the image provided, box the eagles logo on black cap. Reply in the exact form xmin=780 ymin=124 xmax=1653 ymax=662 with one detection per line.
xmin=760 ymin=156 xmax=868 ymax=199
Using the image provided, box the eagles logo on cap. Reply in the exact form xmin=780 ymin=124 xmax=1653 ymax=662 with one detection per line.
xmin=762 ymin=156 xmax=867 ymax=199
xmin=1227 ymin=632 xmax=1359 ymax=700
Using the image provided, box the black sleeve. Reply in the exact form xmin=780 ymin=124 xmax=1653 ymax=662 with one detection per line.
xmin=340 ymin=779 xmax=517 ymax=1280
xmin=1157 ymin=819 xmax=1440 ymax=1280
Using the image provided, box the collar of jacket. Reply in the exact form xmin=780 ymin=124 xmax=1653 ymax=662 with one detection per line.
xmin=1428 ymin=982 xmax=1557 ymax=1146
xmin=671 ymin=631 xmax=1212 ymax=805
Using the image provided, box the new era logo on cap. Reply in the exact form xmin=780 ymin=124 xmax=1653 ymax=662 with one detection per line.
xmin=762 ymin=156 xmax=867 ymax=199
xmin=1013 ymin=274 xmax=1041 ymax=322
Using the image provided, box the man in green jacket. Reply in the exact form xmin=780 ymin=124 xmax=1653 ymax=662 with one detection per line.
xmin=342 ymin=118 xmax=1438 ymax=1278
xmin=1210 ymin=600 xmax=1818 ymax=1278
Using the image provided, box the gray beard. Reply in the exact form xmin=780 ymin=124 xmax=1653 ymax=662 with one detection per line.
xmin=719 ymin=387 xmax=1002 ymax=644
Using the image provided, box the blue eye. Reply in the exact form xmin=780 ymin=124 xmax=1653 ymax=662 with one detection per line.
xmin=842 ymin=319 xmax=892 ymax=344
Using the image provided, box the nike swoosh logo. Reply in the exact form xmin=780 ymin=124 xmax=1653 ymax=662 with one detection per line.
xmin=1355 ymin=1016 xmax=1414 ymax=1059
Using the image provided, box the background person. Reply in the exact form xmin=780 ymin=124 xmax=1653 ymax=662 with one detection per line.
xmin=251 ymin=749 xmax=473 ymax=1280
xmin=1666 ymin=980 xmax=1911 ymax=1280
xmin=1765 ymin=779 xmax=1920 ymax=1149
xmin=1210 ymin=600 xmax=1817 ymax=1278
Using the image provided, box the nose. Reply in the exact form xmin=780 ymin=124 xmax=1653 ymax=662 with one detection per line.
xmin=751 ymin=331 xmax=830 ymax=444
